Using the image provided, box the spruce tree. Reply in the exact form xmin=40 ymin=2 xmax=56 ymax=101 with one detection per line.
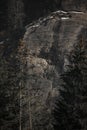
xmin=53 ymin=41 xmax=87 ymax=130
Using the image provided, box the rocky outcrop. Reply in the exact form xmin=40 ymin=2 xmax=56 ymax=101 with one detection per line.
xmin=22 ymin=10 xmax=87 ymax=130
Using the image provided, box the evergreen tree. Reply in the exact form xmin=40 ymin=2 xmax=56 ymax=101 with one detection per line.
xmin=0 ymin=40 xmax=26 ymax=130
xmin=53 ymin=41 xmax=87 ymax=130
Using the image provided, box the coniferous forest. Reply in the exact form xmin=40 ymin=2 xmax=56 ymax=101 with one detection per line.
xmin=53 ymin=39 xmax=87 ymax=130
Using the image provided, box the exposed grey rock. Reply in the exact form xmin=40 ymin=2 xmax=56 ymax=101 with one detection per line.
xmin=0 ymin=9 xmax=87 ymax=130
xmin=22 ymin=10 xmax=87 ymax=130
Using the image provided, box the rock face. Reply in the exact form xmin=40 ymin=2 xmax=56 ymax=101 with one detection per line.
xmin=22 ymin=11 xmax=87 ymax=130
xmin=0 ymin=9 xmax=87 ymax=130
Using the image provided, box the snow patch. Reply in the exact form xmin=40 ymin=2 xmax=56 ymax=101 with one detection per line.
xmin=32 ymin=24 xmax=40 ymax=28
xmin=50 ymin=16 xmax=54 ymax=19
xmin=70 ymin=11 xmax=84 ymax=14
xmin=61 ymin=17 xmax=70 ymax=20
xmin=54 ymin=10 xmax=67 ymax=14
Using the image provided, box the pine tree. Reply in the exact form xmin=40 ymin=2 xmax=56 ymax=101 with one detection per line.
xmin=53 ymin=40 xmax=87 ymax=130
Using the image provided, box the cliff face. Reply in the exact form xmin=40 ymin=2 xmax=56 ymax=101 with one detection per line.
xmin=22 ymin=11 xmax=87 ymax=130
xmin=1 ymin=1 xmax=87 ymax=129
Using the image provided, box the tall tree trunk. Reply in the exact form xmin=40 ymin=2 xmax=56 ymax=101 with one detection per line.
xmin=27 ymin=83 xmax=32 ymax=130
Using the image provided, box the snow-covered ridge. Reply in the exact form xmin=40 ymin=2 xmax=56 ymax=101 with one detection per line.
xmin=25 ymin=10 xmax=85 ymax=30
xmin=61 ymin=17 xmax=70 ymax=20
xmin=25 ymin=10 xmax=70 ymax=29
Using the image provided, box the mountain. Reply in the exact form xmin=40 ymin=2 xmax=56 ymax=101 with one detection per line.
xmin=20 ymin=10 xmax=87 ymax=130
xmin=0 ymin=1 xmax=87 ymax=130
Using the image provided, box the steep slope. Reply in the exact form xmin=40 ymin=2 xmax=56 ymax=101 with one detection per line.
xmin=0 ymin=10 xmax=87 ymax=130
xmin=22 ymin=10 xmax=87 ymax=130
